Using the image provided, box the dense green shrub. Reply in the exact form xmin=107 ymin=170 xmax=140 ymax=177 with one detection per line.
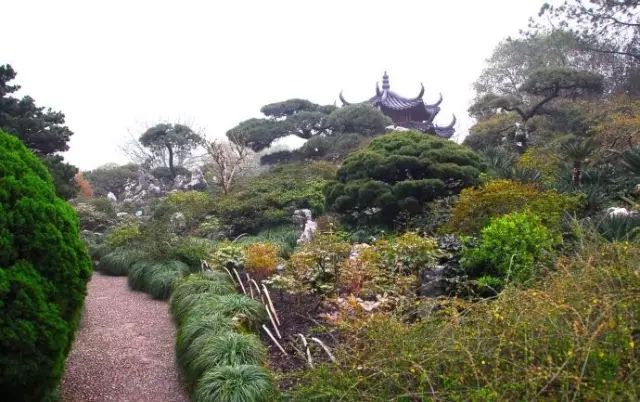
xmin=98 ymin=249 xmax=147 ymax=276
xmin=325 ymin=103 xmax=392 ymax=136
xmin=448 ymin=179 xmax=583 ymax=234
xmin=463 ymin=211 xmax=557 ymax=284
xmin=169 ymin=237 xmax=218 ymax=270
xmin=325 ymin=131 xmax=484 ymax=224
xmin=209 ymin=242 xmax=245 ymax=270
xmin=0 ymin=130 xmax=92 ymax=400
xmin=194 ymin=365 xmax=277 ymax=402
xmin=289 ymin=242 xmax=640 ymax=401
xmin=213 ymin=162 xmax=336 ymax=235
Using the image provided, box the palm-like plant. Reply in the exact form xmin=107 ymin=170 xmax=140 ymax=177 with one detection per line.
xmin=621 ymin=147 xmax=640 ymax=177
xmin=559 ymin=137 xmax=598 ymax=186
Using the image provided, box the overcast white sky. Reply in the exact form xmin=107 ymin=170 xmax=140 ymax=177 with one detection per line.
xmin=3 ymin=0 xmax=543 ymax=170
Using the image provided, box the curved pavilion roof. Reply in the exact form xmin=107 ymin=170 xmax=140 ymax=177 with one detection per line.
xmin=339 ymin=72 xmax=455 ymax=138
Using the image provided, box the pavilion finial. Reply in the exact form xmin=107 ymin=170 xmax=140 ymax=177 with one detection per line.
xmin=382 ymin=71 xmax=390 ymax=91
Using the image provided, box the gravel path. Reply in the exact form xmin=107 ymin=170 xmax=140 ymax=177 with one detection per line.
xmin=60 ymin=273 xmax=188 ymax=402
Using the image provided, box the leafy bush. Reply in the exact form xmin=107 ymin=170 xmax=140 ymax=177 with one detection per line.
xmin=516 ymin=147 xmax=562 ymax=185
xmin=325 ymin=131 xmax=484 ymax=224
xmin=154 ymin=191 xmax=214 ymax=231
xmin=98 ymin=249 xmax=147 ymax=276
xmin=244 ymin=243 xmax=279 ymax=280
xmin=74 ymin=199 xmax=115 ymax=232
xmin=0 ymin=130 xmax=92 ymax=400
xmin=462 ymin=211 xmax=557 ymax=284
xmin=448 ymin=179 xmax=583 ymax=234
xmin=105 ymin=222 xmax=142 ymax=248
xmin=213 ymin=162 xmax=336 ymax=235
xmin=210 ymin=242 xmax=245 ymax=270
xmin=194 ymin=365 xmax=277 ymax=402
xmin=325 ymin=103 xmax=392 ymax=136
xmin=374 ymin=232 xmax=439 ymax=275
xmin=288 ymin=233 xmax=351 ymax=294
xmin=290 ymin=242 xmax=640 ymax=401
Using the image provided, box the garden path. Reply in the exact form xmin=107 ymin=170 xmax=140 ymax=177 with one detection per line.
xmin=60 ymin=273 xmax=188 ymax=402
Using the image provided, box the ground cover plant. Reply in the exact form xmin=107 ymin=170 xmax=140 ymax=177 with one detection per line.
xmin=0 ymin=130 xmax=91 ymax=401
xmin=170 ymin=268 xmax=277 ymax=401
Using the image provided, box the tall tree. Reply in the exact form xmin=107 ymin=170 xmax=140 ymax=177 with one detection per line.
xmin=202 ymin=133 xmax=255 ymax=195
xmin=0 ymin=64 xmax=79 ymax=198
xmin=469 ymin=68 xmax=603 ymax=151
xmin=138 ymin=123 xmax=201 ymax=178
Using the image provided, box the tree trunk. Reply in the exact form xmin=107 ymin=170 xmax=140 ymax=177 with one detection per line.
xmin=167 ymin=144 xmax=175 ymax=178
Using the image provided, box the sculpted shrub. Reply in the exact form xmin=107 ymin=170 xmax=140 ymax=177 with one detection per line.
xmin=325 ymin=131 xmax=483 ymax=224
xmin=105 ymin=222 xmax=142 ymax=248
xmin=448 ymin=179 xmax=582 ymax=234
xmin=463 ymin=211 xmax=557 ymax=284
xmin=0 ymin=131 xmax=92 ymax=400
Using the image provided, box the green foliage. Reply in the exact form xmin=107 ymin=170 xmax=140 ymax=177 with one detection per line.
xmin=210 ymin=242 xmax=245 ymax=270
xmin=126 ymin=260 xmax=188 ymax=299
xmin=0 ymin=65 xmax=79 ymax=199
xmin=463 ymin=211 xmax=557 ymax=284
xmin=74 ymin=198 xmax=115 ymax=232
xmin=139 ymin=123 xmax=201 ymax=178
xmin=597 ymin=215 xmax=640 ymax=242
xmin=299 ymin=132 xmax=369 ymax=161
xmin=325 ymin=104 xmax=392 ymax=136
xmin=185 ymin=294 xmax=267 ymax=329
xmin=84 ymin=163 xmax=139 ymax=198
xmin=288 ymin=233 xmax=352 ymax=294
xmin=169 ymin=237 xmax=218 ymax=270
xmin=237 ymin=224 xmax=298 ymax=258
xmin=374 ymin=232 xmax=439 ymax=275
xmin=176 ymin=313 xmax=234 ymax=359
xmin=194 ymin=365 xmax=277 ymax=402
xmin=290 ymin=242 xmax=640 ymax=401
xmin=214 ymin=162 xmax=336 ymax=235
xmin=98 ymin=249 xmax=146 ymax=276
xmin=184 ymin=333 xmax=267 ymax=385
xmin=171 ymin=273 xmax=235 ymax=310
xmin=0 ymin=130 xmax=91 ymax=401
xmin=325 ymin=131 xmax=484 ymax=224
xmin=155 ymin=191 xmax=214 ymax=231
xmin=105 ymin=222 xmax=142 ymax=248
xmin=448 ymin=179 xmax=583 ymax=234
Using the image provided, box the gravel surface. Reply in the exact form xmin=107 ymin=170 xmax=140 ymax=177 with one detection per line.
xmin=60 ymin=273 xmax=188 ymax=402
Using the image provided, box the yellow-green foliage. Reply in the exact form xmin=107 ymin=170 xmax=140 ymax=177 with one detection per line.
xmin=448 ymin=179 xmax=582 ymax=234
xmin=463 ymin=211 xmax=557 ymax=284
xmin=289 ymin=242 xmax=640 ymax=401
xmin=517 ymin=147 xmax=562 ymax=185
xmin=244 ymin=243 xmax=279 ymax=280
xmin=105 ymin=222 xmax=142 ymax=248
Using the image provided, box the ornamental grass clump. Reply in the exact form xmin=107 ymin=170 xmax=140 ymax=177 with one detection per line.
xmin=187 ymin=294 xmax=267 ymax=329
xmin=170 ymin=275 xmax=237 ymax=322
xmin=127 ymin=260 xmax=189 ymax=299
xmin=194 ymin=365 xmax=277 ymax=402
xmin=98 ymin=249 xmax=147 ymax=276
xmin=183 ymin=332 xmax=267 ymax=385
xmin=0 ymin=130 xmax=92 ymax=400
xmin=176 ymin=313 xmax=234 ymax=357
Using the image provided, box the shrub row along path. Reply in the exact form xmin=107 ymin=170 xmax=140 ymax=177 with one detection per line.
xmin=60 ymin=273 xmax=188 ymax=402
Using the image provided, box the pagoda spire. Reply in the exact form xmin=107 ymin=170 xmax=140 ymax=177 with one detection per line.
xmin=382 ymin=71 xmax=390 ymax=91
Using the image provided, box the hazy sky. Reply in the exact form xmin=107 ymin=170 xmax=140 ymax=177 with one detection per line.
xmin=3 ymin=0 xmax=542 ymax=170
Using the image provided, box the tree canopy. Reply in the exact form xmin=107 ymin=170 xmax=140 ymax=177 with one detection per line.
xmin=138 ymin=123 xmax=201 ymax=178
xmin=227 ymin=98 xmax=389 ymax=155
xmin=0 ymin=64 xmax=79 ymax=198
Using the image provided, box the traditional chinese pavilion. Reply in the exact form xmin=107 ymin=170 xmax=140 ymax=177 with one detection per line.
xmin=339 ymin=72 xmax=456 ymax=138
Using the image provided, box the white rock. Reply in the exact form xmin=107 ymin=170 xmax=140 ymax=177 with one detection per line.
xmin=107 ymin=192 xmax=117 ymax=202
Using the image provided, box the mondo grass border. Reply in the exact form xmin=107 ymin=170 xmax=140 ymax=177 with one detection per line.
xmin=170 ymin=270 xmax=277 ymax=401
